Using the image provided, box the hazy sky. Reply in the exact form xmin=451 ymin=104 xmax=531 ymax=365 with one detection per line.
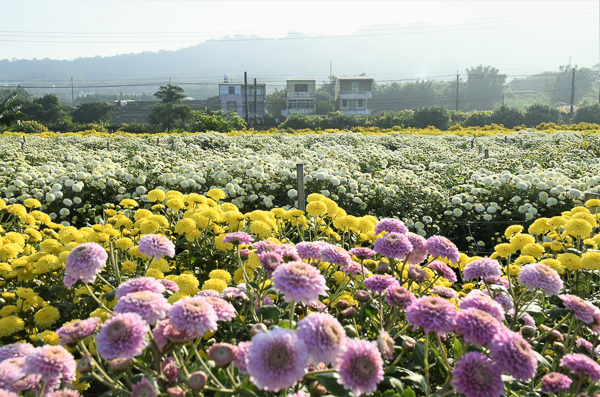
xmin=1 ymin=0 xmax=598 ymax=63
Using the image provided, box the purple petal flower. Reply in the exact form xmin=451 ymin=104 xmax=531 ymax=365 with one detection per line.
xmin=518 ymin=263 xmax=563 ymax=296
xmin=319 ymin=244 xmax=352 ymax=266
xmin=425 ymin=235 xmax=460 ymax=264
xmin=374 ymin=232 xmax=413 ymax=260
xmin=138 ymin=234 xmax=175 ymax=261
xmin=485 ymin=276 xmax=510 ymax=288
xmin=64 ymin=242 xmax=107 ymax=289
xmin=295 ymin=242 xmax=322 ymax=261
xmin=561 ymin=353 xmax=600 ymax=382
xmin=222 ymin=232 xmax=254 ymax=245
xmin=114 ymin=291 xmax=170 ymax=325
xmin=460 ymin=290 xmax=505 ymax=321
xmin=204 ymin=297 xmax=236 ymax=322
xmin=560 ymin=294 xmax=598 ymax=324
xmin=427 ymin=260 xmax=457 ymax=283
xmin=347 ymin=247 xmax=376 ymax=260
xmin=385 ymin=285 xmax=415 ymax=308
xmin=451 ymin=352 xmax=504 ymax=397
xmin=252 ymin=240 xmax=280 ymax=254
xmin=169 ymin=296 xmax=218 ymax=337
xmin=431 ymin=286 xmax=459 ymax=300
xmin=23 ymin=345 xmax=76 ymax=384
xmin=246 ymin=328 xmax=308 ymax=391
xmin=408 ymin=264 xmax=427 ymax=282
xmin=374 ymin=218 xmax=408 ymax=235
xmin=96 ymin=312 xmax=149 ymax=360
xmin=540 ymin=372 xmax=572 ymax=393
xmin=364 ymin=275 xmax=399 ymax=293
xmin=406 ymin=296 xmax=458 ymax=335
xmin=334 ymin=338 xmax=384 ymax=396
xmin=116 ymin=277 xmax=166 ymax=298
xmin=234 ymin=341 xmax=251 ymax=374
xmin=131 ymin=377 xmax=157 ymax=397
xmin=406 ymin=232 xmax=428 ymax=265
xmin=158 ymin=279 xmax=179 ymax=292
xmin=272 ymin=261 xmax=328 ymax=304
xmin=340 ymin=261 xmax=368 ymax=277
xmin=56 ymin=318 xmax=101 ymax=347
xmin=0 ymin=344 xmax=34 ymax=363
xmin=455 ymin=308 xmax=503 ymax=346
xmin=490 ymin=330 xmax=537 ymax=381
xmin=258 ymin=251 xmax=282 ymax=277
xmin=463 ymin=257 xmax=502 ymax=281
xmin=296 ymin=313 xmax=346 ymax=365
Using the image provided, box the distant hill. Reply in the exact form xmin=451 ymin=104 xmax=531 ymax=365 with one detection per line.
xmin=0 ymin=19 xmax=596 ymax=100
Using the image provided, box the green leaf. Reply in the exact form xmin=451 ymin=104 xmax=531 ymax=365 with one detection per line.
xmin=395 ymin=368 xmax=427 ymax=393
xmin=453 ymin=338 xmax=463 ymax=360
xmin=384 ymin=375 xmax=404 ymax=392
xmin=101 ymin=290 xmax=116 ymax=302
xmin=237 ymin=389 xmax=258 ymax=397
xmin=533 ymin=351 xmax=551 ymax=369
xmin=305 ymin=372 xmax=352 ymax=397
xmin=401 ymin=387 xmax=417 ymax=397
xmin=255 ymin=305 xmax=280 ymax=324
xmin=407 ymin=340 xmax=425 ymax=367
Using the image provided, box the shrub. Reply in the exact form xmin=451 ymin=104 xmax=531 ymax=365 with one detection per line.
xmin=280 ymin=114 xmax=321 ymax=130
xmin=524 ymin=104 xmax=561 ymax=127
xmin=9 ymin=120 xmax=49 ymax=134
xmin=491 ymin=105 xmax=525 ymax=129
xmin=413 ymin=107 xmax=451 ymax=130
xmin=572 ymin=104 xmax=600 ymax=124
xmin=116 ymin=122 xmax=153 ymax=134
xmin=67 ymin=123 xmax=108 ymax=133
xmin=463 ymin=111 xmax=494 ymax=127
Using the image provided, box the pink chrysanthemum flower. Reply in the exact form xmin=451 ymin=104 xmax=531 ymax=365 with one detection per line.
xmin=431 ymin=286 xmax=459 ymax=300
xmin=334 ymin=338 xmax=384 ymax=396
xmin=131 ymin=377 xmax=157 ymax=397
xmin=246 ymin=328 xmax=308 ymax=391
xmin=272 ymin=261 xmax=328 ymax=304
xmin=196 ymin=290 xmax=220 ymax=298
xmin=460 ymin=290 xmax=505 ymax=321
xmin=222 ymin=232 xmax=253 ymax=245
xmin=378 ymin=330 xmax=395 ymax=360
xmin=56 ymin=318 xmax=101 ymax=347
xmin=207 ymin=343 xmax=238 ymax=368
xmin=23 ymin=345 xmax=76 ymax=384
xmin=96 ymin=312 xmax=149 ymax=360
xmin=490 ymin=330 xmax=537 ymax=381
xmin=0 ymin=359 xmax=23 ymax=392
xmin=576 ymin=338 xmax=595 ymax=355
xmin=373 ymin=232 xmax=413 ymax=260
xmin=138 ymin=234 xmax=175 ymax=261
xmin=561 ymin=353 xmax=600 ymax=382
xmin=485 ymin=276 xmax=510 ymax=288
xmin=406 ymin=232 xmax=428 ymax=265
xmin=0 ymin=344 xmax=34 ymax=363
xmin=408 ymin=264 xmax=427 ymax=282
xmin=451 ymin=352 xmax=504 ymax=397
xmin=463 ymin=257 xmax=502 ymax=281
xmin=348 ymin=247 xmax=376 ymax=260
xmin=374 ymin=218 xmax=408 ymax=235
xmin=114 ymin=291 xmax=170 ymax=325
xmin=364 ymin=275 xmax=399 ymax=294
xmin=153 ymin=319 xmax=196 ymax=351
xmin=385 ymin=285 xmax=416 ymax=308
xmin=257 ymin=251 xmax=282 ymax=277
xmin=560 ymin=294 xmax=598 ymax=324
xmin=220 ymin=287 xmax=248 ymax=302
xmin=233 ymin=341 xmax=252 ymax=374
xmin=287 ymin=392 xmax=309 ymax=397
xmin=518 ymin=263 xmax=563 ymax=296
xmin=319 ymin=244 xmax=352 ymax=266
xmin=455 ymin=308 xmax=503 ymax=347
xmin=47 ymin=389 xmax=81 ymax=397
xmin=115 ymin=277 xmax=166 ymax=298
xmin=63 ymin=242 xmax=107 ymax=289
xmin=279 ymin=244 xmax=301 ymax=263
xmin=427 ymin=261 xmax=457 ymax=283
xmin=518 ymin=313 xmax=536 ymax=328
xmin=340 ymin=261 xmax=368 ymax=277
xmin=296 ymin=313 xmax=346 ymax=365
xmin=169 ymin=296 xmax=218 ymax=337
xmin=295 ymin=242 xmax=322 ymax=261
xmin=406 ymin=296 xmax=458 ymax=335
xmin=482 ymin=290 xmax=514 ymax=312
xmin=540 ymin=372 xmax=572 ymax=393
xmin=204 ymin=297 xmax=236 ymax=322
xmin=425 ymin=235 xmax=460 ymax=264
xmin=0 ymin=390 xmax=18 ymax=397
xmin=158 ymin=279 xmax=179 ymax=292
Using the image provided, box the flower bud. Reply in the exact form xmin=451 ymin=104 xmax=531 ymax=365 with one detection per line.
xmin=166 ymin=387 xmax=185 ymax=397
xmin=402 ymin=337 xmax=416 ymax=352
xmin=188 ymin=371 xmax=208 ymax=391
xmin=309 ymin=381 xmax=328 ymax=396
xmin=109 ymin=358 xmax=131 ymax=373
xmin=237 ymin=248 xmax=250 ymax=260
xmin=355 ymin=290 xmax=370 ymax=302
xmin=335 ymin=300 xmax=350 ymax=310
xmin=377 ymin=261 xmax=389 ymax=273
xmin=541 ymin=325 xmax=563 ymax=342
xmin=207 ymin=343 xmax=238 ymax=368
xmin=251 ymin=323 xmax=268 ymax=336
xmin=553 ymin=342 xmax=566 ymax=356
xmin=521 ymin=325 xmax=536 ymax=339
xmin=343 ymin=325 xmax=358 ymax=338
xmin=76 ymin=353 xmax=93 ymax=374
xmin=341 ymin=307 xmax=356 ymax=318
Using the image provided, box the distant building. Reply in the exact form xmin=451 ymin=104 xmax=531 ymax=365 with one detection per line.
xmin=219 ymin=83 xmax=266 ymax=121
xmin=334 ymin=76 xmax=374 ymax=115
xmin=112 ymin=99 xmax=136 ymax=107
xmin=281 ymin=78 xmax=316 ymax=117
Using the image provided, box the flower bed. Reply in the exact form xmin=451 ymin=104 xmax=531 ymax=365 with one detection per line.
xmin=1 ymin=189 xmax=600 ymax=396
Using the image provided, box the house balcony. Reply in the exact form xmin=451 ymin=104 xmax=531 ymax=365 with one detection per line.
xmin=287 ymin=92 xmax=315 ymax=98
xmin=340 ymin=109 xmax=372 ymax=115
xmin=338 ymin=91 xmax=372 ymax=99
xmin=281 ymin=108 xmax=316 ymax=117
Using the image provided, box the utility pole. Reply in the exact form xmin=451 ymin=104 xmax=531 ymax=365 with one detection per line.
xmin=253 ymin=78 xmax=258 ymax=124
xmin=244 ymin=72 xmax=249 ymax=124
xmin=570 ymin=67 xmax=576 ymax=117
xmin=455 ymin=71 xmax=459 ymax=111
xmin=71 ymin=77 xmax=75 ymax=108
xmin=330 ymin=61 xmax=332 ymax=78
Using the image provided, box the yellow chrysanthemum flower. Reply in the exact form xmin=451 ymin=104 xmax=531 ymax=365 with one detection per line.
xmin=510 ymin=233 xmax=535 ymax=251
xmin=119 ymin=199 xmax=138 ymax=208
xmin=146 ymin=268 xmax=164 ymax=279
xmin=513 ymin=255 xmax=536 ymax=267
xmin=547 ymin=216 xmax=567 ymax=230
xmin=250 ymin=221 xmax=272 ymax=239
xmin=557 ymin=253 xmax=582 ymax=271
xmin=581 ymin=251 xmax=600 ymax=271
xmin=504 ymin=225 xmax=523 ymax=239
xmin=306 ymin=201 xmax=328 ymax=217
xmin=521 ymin=243 xmax=545 ymax=259
xmin=494 ymin=243 xmax=516 ymax=258
xmin=0 ymin=316 xmax=25 ymax=338
xmin=139 ymin=220 xmax=161 ymax=235
xmin=202 ymin=279 xmax=227 ymax=293
xmin=175 ymin=218 xmax=197 ymax=235
xmin=121 ymin=260 xmax=137 ymax=274
xmin=206 ymin=188 xmax=226 ymax=201
xmin=147 ymin=189 xmax=166 ymax=202
xmin=209 ymin=269 xmax=232 ymax=285
xmin=23 ymin=198 xmax=42 ymax=208
xmin=540 ymin=259 xmax=565 ymax=275
xmin=564 ymin=218 xmax=593 ymax=238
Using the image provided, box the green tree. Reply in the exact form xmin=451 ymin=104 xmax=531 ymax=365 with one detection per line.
xmin=463 ymin=65 xmax=507 ymax=111
xmin=545 ymin=65 xmax=597 ymax=107
xmin=413 ymin=107 xmax=451 ymax=130
xmin=524 ymin=103 xmax=561 ymax=127
xmin=572 ymin=104 xmax=600 ymax=124
xmin=490 ymin=105 xmax=525 ymax=128
xmin=266 ymin=88 xmax=287 ymax=118
xmin=148 ymin=84 xmax=193 ymax=131
xmin=71 ymin=102 xmax=113 ymax=124
xmin=0 ymin=92 xmax=25 ymax=126
xmin=20 ymin=94 xmax=72 ymax=128
xmin=193 ymin=108 xmax=246 ymax=132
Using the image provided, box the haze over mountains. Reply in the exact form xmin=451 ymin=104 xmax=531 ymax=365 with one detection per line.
xmin=0 ymin=18 xmax=597 ymax=100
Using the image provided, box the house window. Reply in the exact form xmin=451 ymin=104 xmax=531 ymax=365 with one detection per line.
xmin=295 ymin=84 xmax=308 ymax=92
xmin=342 ymin=100 xmax=348 ymax=107
xmin=227 ymin=101 xmax=237 ymax=112
xmin=256 ymin=87 xmax=263 ymax=95
xmin=358 ymin=99 xmax=364 ymax=107
xmin=351 ymin=82 xmax=359 ymax=92
xmin=249 ymin=102 xmax=255 ymax=112
xmin=228 ymin=86 xmax=235 ymax=94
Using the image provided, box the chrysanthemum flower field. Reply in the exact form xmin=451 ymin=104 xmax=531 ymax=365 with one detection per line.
xmin=1 ymin=127 xmax=600 ymax=397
